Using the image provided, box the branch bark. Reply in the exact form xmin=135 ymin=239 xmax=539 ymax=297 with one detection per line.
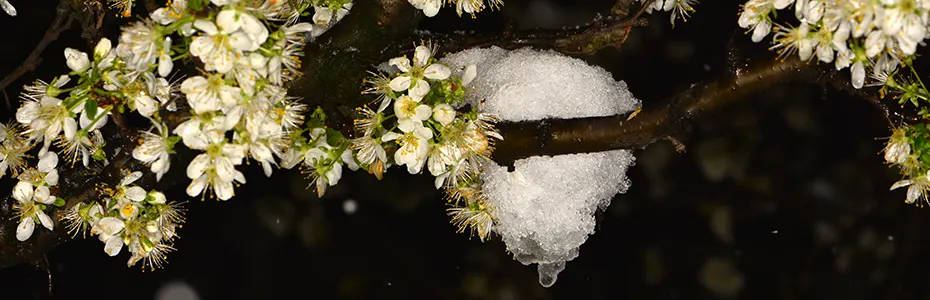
xmin=0 ymin=0 xmax=74 ymax=98
xmin=491 ymin=57 xmax=909 ymax=165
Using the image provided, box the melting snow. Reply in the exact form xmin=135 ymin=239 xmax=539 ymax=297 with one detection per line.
xmin=442 ymin=47 xmax=640 ymax=287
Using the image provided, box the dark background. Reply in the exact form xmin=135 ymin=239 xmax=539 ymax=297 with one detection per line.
xmin=0 ymin=0 xmax=923 ymax=299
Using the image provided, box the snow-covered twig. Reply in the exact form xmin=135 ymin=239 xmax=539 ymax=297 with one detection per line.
xmin=492 ymin=55 xmax=915 ymax=165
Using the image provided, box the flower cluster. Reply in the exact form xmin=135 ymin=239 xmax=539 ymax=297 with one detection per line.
xmin=358 ymin=43 xmax=501 ymax=240
xmin=0 ymin=123 xmax=30 ymax=178
xmin=738 ymin=0 xmax=930 ymax=89
xmin=4 ymin=0 xmax=351 ymax=272
xmin=279 ymin=115 xmax=359 ymax=197
xmin=883 ymin=124 xmax=930 ymax=206
xmin=407 ymin=0 xmax=503 ymax=17
xmin=12 ymin=152 xmax=62 ymax=241
xmin=63 ymin=171 xmax=185 ymax=270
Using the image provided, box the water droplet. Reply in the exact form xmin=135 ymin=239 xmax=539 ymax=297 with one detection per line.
xmin=537 ymin=262 xmax=566 ymax=288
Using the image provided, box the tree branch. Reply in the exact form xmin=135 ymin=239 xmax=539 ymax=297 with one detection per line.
xmin=491 ymin=57 xmax=910 ymax=165
xmin=0 ymin=0 xmax=73 ymax=97
xmin=435 ymin=1 xmax=652 ymax=55
xmin=0 ymin=0 xmax=907 ymax=272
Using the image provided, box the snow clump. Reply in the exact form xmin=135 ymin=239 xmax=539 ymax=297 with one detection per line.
xmin=442 ymin=47 xmax=639 ymax=287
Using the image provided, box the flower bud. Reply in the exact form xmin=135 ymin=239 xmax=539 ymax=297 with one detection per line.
xmin=64 ymin=48 xmax=90 ymax=73
xmin=94 ymin=38 xmax=111 ymax=61
xmin=432 ymin=104 xmax=456 ymax=126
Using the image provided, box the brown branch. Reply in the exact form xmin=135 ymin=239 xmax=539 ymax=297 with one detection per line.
xmin=491 ymin=57 xmax=904 ymax=165
xmin=435 ymin=1 xmax=652 ymax=55
xmin=0 ymin=0 xmax=74 ymax=95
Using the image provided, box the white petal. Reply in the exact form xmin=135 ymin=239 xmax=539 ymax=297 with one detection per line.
xmin=1 ymin=0 xmax=17 ymax=17
xmin=851 ymin=61 xmax=865 ymax=89
xmin=187 ymin=154 xmax=211 ymax=179
xmin=158 ymin=54 xmax=174 ymax=77
xmin=415 ymin=127 xmax=434 ymax=140
xmin=341 ymin=149 xmax=359 ymax=171
xmin=390 ymin=76 xmax=412 ymax=91
xmin=388 ymin=57 xmax=411 ymax=72
xmin=414 ymin=104 xmax=432 ymax=121
xmin=44 ymin=170 xmax=59 ymax=186
xmin=193 ymin=19 xmax=219 ymax=35
xmin=287 ymin=23 xmax=314 ymax=33
xmin=313 ymin=7 xmax=333 ymax=25
xmin=423 ymin=64 xmax=451 ymax=80
xmin=64 ymin=48 xmax=90 ymax=73
xmin=33 ymin=186 xmax=53 ymax=204
xmin=189 ymin=37 xmax=215 ymax=58
xmin=462 ymin=64 xmax=477 ymax=86
xmin=149 ymin=191 xmax=167 ymax=204
xmin=381 ymin=132 xmax=402 ymax=142
xmin=891 ymin=179 xmax=913 ymax=190
xmin=13 ymin=181 xmax=33 ymax=203
xmin=907 ymin=185 xmax=922 ymax=203
xmin=326 ymin=163 xmax=343 ymax=185
xmin=397 ymin=118 xmax=416 ymax=133
xmin=229 ymin=31 xmax=256 ymax=51
xmin=63 ymin=117 xmax=77 ymax=141
xmin=751 ymin=21 xmax=771 ymax=43
xmin=94 ymin=38 xmax=112 ymax=59
xmin=186 ymin=174 xmax=209 ymax=197
xmin=36 ymin=210 xmax=53 ymax=230
xmin=409 ymin=79 xmax=430 ymax=100
xmin=126 ymin=186 xmax=147 ymax=202
xmin=240 ymin=13 xmax=268 ymax=45
xmin=16 ymin=219 xmax=34 ymax=241
xmin=38 ymin=152 xmax=58 ymax=172
xmin=121 ymin=171 xmax=143 ymax=186
xmin=135 ymin=95 xmax=159 ymax=117
xmin=104 ymin=236 xmax=124 ymax=256
xmin=214 ymin=157 xmax=237 ymax=182
xmin=414 ymin=46 xmax=432 ymax=67
xmin=215 ymin=9 xmax=241 ymax=33
xmin=423 ymin=0 xmax=441 ymax=17
xmin=97 ymin=217 xmax=125 ymax=235
xmin=214 ymin=180 xmax=234 ymax=200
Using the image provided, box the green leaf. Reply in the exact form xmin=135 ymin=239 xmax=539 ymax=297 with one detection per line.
xmin=85 ymin=99 xmax=98 ymax=119
xmin=326 ymin=128 xmax=346 ymax=146
xmin=189 ymin=0 xmax=204 ymax=11
xmin=54 ymin=198 xmax=66 ymax=207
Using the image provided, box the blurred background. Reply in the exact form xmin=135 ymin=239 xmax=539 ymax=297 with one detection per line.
xmin=0 ymin=0 xmax=923 ymax=299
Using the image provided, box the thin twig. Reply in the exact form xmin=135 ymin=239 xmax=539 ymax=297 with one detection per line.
xmin=0 ymin=0 xmax=74 ymax=95
xmin=435 ymin=0 xmax=654 ymax=55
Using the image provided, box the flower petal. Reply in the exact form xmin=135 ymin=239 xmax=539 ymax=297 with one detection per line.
xmin=104 ymin=236 xmax=124 ymax=256
xmin=38 ymin=152 xmax=58 ymax=172
xmin=462 ymin=64 xmax=477 ymax=86
xmin=121 ymin=171 xmax=143 ymax=186
xmin=423 ymin=64 xmax=451 ymax=80
xmin=125 ymin=186 xmax=147 ymax=202
xmin=16 ymin=219 xmax=34 ymax=241
xmin=389 ymin=76 xmax=412 ymax=92
xmin=97 ymin=217 xmax=125 ymax=235
xmin=414 ymin=45 xmax=432 ymax=67
xmin=36 ymin=210 xmax=53 ymax=230
xmin=13 ymin=181 xmax=33 ymax=203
